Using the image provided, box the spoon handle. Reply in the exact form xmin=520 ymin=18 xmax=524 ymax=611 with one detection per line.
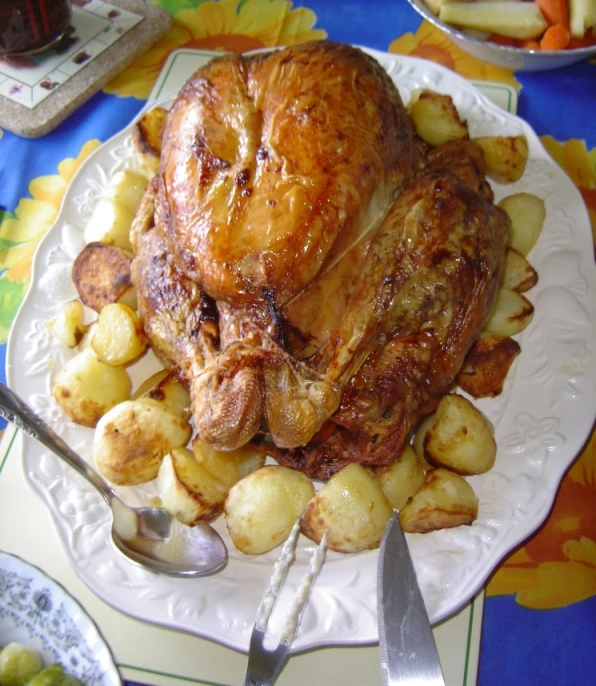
xmin=0 ymin=383 xmax=115 ymax=506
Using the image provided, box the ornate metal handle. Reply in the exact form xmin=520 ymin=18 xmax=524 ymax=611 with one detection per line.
xmin=0 ymin=383 xmax=115 ymax=505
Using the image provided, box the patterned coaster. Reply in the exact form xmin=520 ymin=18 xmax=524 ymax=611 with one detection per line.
xmin=0 ymin=0 xmax=172 ymax=138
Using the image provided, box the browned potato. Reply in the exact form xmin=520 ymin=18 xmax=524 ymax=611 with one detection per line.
xmin=157 ymin=442 xmax=266 ymax=526
xmin=457 ymin=333 xmax=521 ymax=398
xmin=424 ymin=394 xmax=496 ymax=475
xmin=91 ymin=303 xmax=147 ymax=366
xmin=498 ymin=193 xmax=546 ymax=256
xmin=473 ymin=135 xmax=529 ymax=184
xmin=413 ymin=414 xmax=435 ymax=466
xmin=371 ymin=444 xmax=426 ymax=509
xmin=300 ymin=463 xmax=393 ymax=553
xmin=501 ymin=247 xmax=538 ymax=293
xmin=133 ymin=369 xmax=191 ymax=420
xmin=157 ymin=447 xmax=231 ymax=525
xmin=225 ymin=466 xmax=315 ymax=555
xmin=132 ymin=107 xmax=167 ymax=177
xmin=52 ymin=348 xmax=132 ymax=427
xmin=399 ymin=468 xmax=479 ymax=533
xmin=408 ymin=89 xmax=468 ymax=147
xmin=72 ymin=242 xmax=135 ymax=313
xmin=48 ymin=300 xmax=87 ymax=348
xmin=484 ymin=288 xmax=534 ymax=337
xmin=94 ymin=400 xmax=192 ymax=485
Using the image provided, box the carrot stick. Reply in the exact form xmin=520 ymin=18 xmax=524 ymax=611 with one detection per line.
xmin=534 ymin=0 xmax=569 ymax=29
xmin=540 ymin=23 xmax=571 ymax=50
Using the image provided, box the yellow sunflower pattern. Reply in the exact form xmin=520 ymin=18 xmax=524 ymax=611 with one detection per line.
xmin=104 ymin=0 xmax=327 ymax=100
xmin=540 ymin=136 xmax=596 ymax=249
xmin=487 ymin=428 xmax=596 ymax=608
xmin=0 ymin=140 xmax=101 ymax=344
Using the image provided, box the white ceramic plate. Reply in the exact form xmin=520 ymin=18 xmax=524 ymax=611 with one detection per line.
xmin=0 ymin=550 xmax=120 ymax=685
xmin=7 ymin=50 xmax=596 ymax=653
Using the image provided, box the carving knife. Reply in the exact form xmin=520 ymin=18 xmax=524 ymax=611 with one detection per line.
xmin=377 ymin=512 xmax=446 ymax=685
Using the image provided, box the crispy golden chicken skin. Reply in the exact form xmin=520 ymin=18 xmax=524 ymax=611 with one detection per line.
xmin=132 ymin=41 xmax=509 ymax=478
xmin=158 ymin=41 xmax=420 ymax=303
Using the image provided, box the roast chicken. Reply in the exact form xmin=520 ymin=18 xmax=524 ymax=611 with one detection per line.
xmin=131 ymin=41 xmax=510 ymax=480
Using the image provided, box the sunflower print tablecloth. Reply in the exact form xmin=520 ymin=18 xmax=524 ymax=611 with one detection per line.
xmin=1 ymin=2 xmax=595 ymax=685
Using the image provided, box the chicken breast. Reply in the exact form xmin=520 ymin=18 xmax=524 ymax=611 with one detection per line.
xmin=158 ymin=41 xmax=420 ymax=303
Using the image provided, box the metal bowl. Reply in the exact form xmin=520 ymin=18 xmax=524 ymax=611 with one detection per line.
xmin=407 ymin=0 xmax=596 ymax=71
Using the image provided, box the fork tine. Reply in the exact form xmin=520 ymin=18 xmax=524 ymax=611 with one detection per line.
xmin=279 ymin=530 xmax=328 ymax=645
xmin=243 ymin=522 xmax=328 ymax=686
xmin=255 ymin=519 xmax=302 ymax=632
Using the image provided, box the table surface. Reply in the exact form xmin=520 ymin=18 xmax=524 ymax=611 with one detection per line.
xmin=1 ymin=2 xmax=595 ymax=685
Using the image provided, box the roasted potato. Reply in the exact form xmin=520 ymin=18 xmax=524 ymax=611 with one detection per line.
xmin=133 ymin=369 xmax=191 ymax=420
xmin=408 ymin=89 xmax=469 ymax=147
xmin=91 ymin=303 xmax=147 ymax=366
xmin=370 ymin=444 xmax=426 ymax=509
xmin=399 ymin=468 xmax=479 ymax=534
xmin=83 ymin=198 xmax=135 ymax=252
xmin=424 ymin=393 xmax=496 ymax=475
xmin=132 ymin=106 xmax=167 ymax=177
xmin=300 ymin=463 xmax=393 ymax=554
xmin=413 ymin=414 xmax=435 ymax=466
xmin=501 ymin=247 xmax=538 ymax=293
xmin=157 ymin=442 xmax=265 ymax=526
xmin=498 ymin=193 xmax=546 ymax=256
xmin=77 ymin=320 xmax=97 ymax=352
xmin=48 ymin=300 xmax=87 ymax=348
xmin=484 ymin=287 xmax=534 ymax=337
xmin=105 ymin=170 xmax=148 ymax=214
xmin=157 ymin=448 xmax=231 ymax=525
xmin=94 ymin=400 xmax=192 ymax=485
xmin=72 ymin=242 xmax=136 ymax=313
xmin=473 ymin=135 xmax=529 ymax=184
xmin=457 ymin=333 xmax=521 ymax=398
xmin=191 ymin=439 xmax=266 ymax=489
xmin=52 ymin=348 xmax=132 ymax=427
xmin=225 ymin=465 xmax=315 ymax=555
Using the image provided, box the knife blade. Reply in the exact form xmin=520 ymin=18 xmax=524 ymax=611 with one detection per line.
xmin=377 ymin=512 xmax=446 ymax=685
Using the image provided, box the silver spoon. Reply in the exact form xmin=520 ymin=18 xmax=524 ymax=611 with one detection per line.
xmin=0 ymin=383 xmax=228 ymax=577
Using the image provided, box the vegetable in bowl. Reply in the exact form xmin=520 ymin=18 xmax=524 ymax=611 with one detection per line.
xmin=408 ymin=0 xmax=596 ymax=70
xmin=0 ymin=643 xmax=81 ymax=686
xmin=428 ymin=0 xmax=596 ymax=52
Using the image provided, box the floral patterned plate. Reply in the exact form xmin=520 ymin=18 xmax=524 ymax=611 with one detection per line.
xmin=6 ymin=49 xmax=596 ymax=653
xmin=0 ymin=550 xmax=121 ymax=685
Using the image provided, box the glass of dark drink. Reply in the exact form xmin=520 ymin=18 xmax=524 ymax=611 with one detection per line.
xmin=0 ymin=0 xmax=72 ymax=56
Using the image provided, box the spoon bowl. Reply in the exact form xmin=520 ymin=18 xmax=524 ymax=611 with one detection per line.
xmin=0 ymin=383 xmax=228 ymax=577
